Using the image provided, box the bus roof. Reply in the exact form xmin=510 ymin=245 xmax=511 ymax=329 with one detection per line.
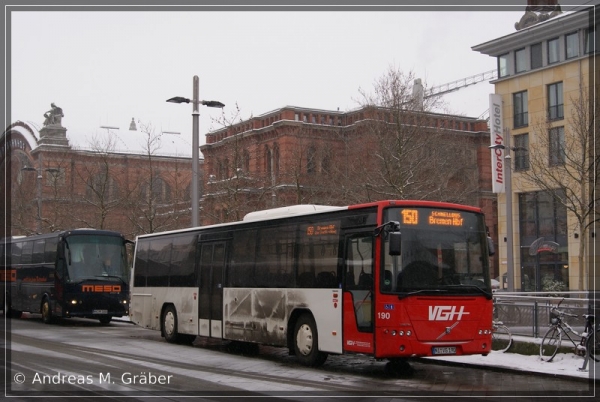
xmin=135 ymin=200 xmax=484 ymax=241
xmin=243 ymin=204 xmax=345 ymax=222
xmin=2 ymin=229 xmax=127 ymax=243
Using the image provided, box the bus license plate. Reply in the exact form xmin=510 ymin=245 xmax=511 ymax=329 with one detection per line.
xmin=93 ymin=309 xmax=108 ymax=314
xmin=432 ymin=347 xmax=456 ymax=355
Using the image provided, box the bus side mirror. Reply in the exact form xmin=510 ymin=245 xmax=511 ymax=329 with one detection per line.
xmin=487 ymin=237 xmax=495 ymax=256
xmin=389 ymin=232 xmax=401 ymax=256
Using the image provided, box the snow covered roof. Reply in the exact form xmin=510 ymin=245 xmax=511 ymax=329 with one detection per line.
xmin=64 ymin=124 xmax=194 ymax=159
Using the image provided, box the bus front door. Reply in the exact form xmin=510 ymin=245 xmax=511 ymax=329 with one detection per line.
xmin=342 ymin=233 xmax=374 ymax=354
xmin=198 ymin=242 xmax=226 ymax=339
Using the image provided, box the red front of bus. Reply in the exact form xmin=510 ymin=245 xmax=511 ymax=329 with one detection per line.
xmin=374 ymin=296 xmax=492 ymax=358
xmin=372 ymin=203 xmax=493 ymax=359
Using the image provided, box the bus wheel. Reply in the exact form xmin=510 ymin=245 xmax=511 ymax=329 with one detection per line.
xmin=162 ymin=305 xmax=180 ymax=344
xmin=294 ymin=314 xmax=328 ymax=367
xmin=98 ymin=316 xmax=112 ymax=325
xmin=41 ymin=298 xmax=53 ymax=324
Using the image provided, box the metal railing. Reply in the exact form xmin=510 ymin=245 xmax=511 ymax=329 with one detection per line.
xmin=493 ymin=291 xmax=598 ymax=338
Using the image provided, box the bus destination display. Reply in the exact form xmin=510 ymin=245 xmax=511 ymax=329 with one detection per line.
xmin=401 ymin=209 xmax=465 ymax=227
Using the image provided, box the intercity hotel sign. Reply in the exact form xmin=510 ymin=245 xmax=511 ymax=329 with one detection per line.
xmin=489 ymin=94 xmax=505 ymax=194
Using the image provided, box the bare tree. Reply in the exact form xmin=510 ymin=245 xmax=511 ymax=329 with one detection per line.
xmin=73 ymin=133 xmax=122 ymax=229
xmin=122 ymin=122 xmax=190 ymax=235
xmin=351 ymin=66 xmax=481 ymax=205
xmin=517 ymin=86 xmax=599 ymax=290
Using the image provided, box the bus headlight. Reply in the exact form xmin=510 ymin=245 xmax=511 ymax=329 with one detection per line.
xmin=70 ymin=300 xmax=78 ymax=305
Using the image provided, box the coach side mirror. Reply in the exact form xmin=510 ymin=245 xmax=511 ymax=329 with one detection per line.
xmin=487 ymin=236 xmax=495 ymax=256
xmin=389 ymin=232 xmax=401 ymax=256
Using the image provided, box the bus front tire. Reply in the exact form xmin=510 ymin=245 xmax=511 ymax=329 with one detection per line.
xmin=162 ymin=305 xmax=180 ymax=344
xmin=41 ymin=298 xmax=53 ymax=324
xmin=294 ymin=314 xmax=328 ymax=367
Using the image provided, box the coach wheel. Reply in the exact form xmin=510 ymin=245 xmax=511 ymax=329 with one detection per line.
xmin=41 ymin=298 xmax=53 ymax=324
xmin=294 ymin=313 xmax=328 ymax=367
xmin=162 ymin=305 xmax=180 ymax=344
xmin=98 ymin=316 xmax=112 ymax=325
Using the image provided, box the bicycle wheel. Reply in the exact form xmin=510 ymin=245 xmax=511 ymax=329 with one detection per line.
xmin=492 ymin=323 xmax=512 ymax=353
xmin=586 ymin=327 xmax=600 ymax=362
xmin=540 ymin=326 xmax=561 ymax=362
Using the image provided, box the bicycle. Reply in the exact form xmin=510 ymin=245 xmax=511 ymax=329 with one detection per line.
xmin=492 ymin=301 xmax=513 ymax=353
xmin=539 ymin=298 xmax=599 ymax=368
xmin=492 ymin=319 xmax=513 ymax=353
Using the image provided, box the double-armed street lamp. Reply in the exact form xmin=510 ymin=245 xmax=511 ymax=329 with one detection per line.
xmin=21 ymin=165 xmax=59 ymax=233
xmin=167 ymin=75 xmax=224 ymax=228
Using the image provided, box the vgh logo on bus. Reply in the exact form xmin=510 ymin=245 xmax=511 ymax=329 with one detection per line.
xmin=429 ymin=306 xmax=469 ymax=321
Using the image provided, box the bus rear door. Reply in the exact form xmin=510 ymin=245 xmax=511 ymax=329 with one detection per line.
xmin=198 ymin=241 xmax=227 ymax=339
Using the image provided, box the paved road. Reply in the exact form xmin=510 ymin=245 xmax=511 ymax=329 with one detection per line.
xmin=2 ymin=314 xmax=594 ymax=400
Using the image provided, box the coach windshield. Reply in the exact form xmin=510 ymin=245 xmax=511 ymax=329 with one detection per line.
xmin=65 ymin=235 xmax=128 ymax=284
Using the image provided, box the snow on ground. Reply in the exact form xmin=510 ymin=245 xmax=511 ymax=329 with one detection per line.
xmin=427 ymin=335 xmax=598 ymax=380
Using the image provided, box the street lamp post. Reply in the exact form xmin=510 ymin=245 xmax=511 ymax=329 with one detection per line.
xmin=167 ymin=75 xmax=224 ymax=227
xmin=21 ymin=165 xmax=59 ymax=233
xmin=490 ymin=135 xmax=515 ymax=292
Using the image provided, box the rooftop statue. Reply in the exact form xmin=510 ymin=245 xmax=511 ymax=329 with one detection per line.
xmin=43 ymin=103 xmax=64 ymax=127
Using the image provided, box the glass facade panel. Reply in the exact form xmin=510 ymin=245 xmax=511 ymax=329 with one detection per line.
xmin=518 ymin=190 xmax=568 ymax=291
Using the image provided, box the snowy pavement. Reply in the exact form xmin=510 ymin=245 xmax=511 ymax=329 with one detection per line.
xmin=113 ymin=317 xmax=597 ymax=381
xmin=426 ymin=335 xmax=598 ymax=381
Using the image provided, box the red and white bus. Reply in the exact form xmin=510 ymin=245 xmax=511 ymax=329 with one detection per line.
xmin=129 ymin=200 xmax=494 ymax=367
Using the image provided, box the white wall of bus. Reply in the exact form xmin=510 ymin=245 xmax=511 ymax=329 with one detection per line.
xmin=130 ymin=286 xmax=343 ymax=354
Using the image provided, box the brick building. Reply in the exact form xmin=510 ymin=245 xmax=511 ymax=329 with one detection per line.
xmin=1 ymin=117 xmax=195 ymax=239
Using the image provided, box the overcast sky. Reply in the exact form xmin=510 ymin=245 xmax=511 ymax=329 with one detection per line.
xmin=9 ymin=8 xmax=526 ymax=148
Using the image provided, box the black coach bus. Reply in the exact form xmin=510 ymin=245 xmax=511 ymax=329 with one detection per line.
xmin=1 ymin=229 xmax=131 ymax=324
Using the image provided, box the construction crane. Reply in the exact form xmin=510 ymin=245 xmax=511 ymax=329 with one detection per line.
xmin=412 ymin=69 xmax=498 ymax=121
xmin=424 ymin=69 xmax=498 ymax=99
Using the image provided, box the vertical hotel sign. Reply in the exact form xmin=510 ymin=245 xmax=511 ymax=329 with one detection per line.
xmin=490 ymin=94 xmax=505 ymax=193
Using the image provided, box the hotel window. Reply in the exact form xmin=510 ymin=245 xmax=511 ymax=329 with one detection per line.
xmin=498 ymin=53 xmax=509 ymax=77
xmin=585 ymin=26 xmax=596 ymax=53
xmin=549 ymin=126 xmax=565 ymax=166
xmin=513 ymin=91 xmax=528 ymax=128
xmin=565 ymin=32 xmax=578 ymax=59
xmin=547 ymin=82 xmax=563 ymax=120
xmin=530 ymin=42 xmax=542 ymax=69
xmin=548 ymin=37 xmax=560 ymax=64
xmin=513 ymin=133 xmax=529 ymax=171
xmin=515 ymin=48 xmax=527 ymax=73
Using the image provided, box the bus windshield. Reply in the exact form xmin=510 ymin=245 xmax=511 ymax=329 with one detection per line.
xmin=65 ymin=235 xmax=128 ymax=283
xmin=382 ymin=207 xmax=491 ymax=297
